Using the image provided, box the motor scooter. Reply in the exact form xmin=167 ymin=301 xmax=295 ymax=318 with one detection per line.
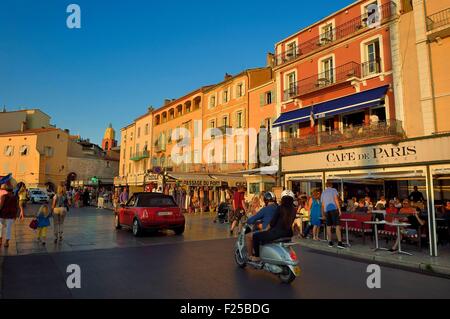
xmin=234 ymin=224 xmax=301 ymax=284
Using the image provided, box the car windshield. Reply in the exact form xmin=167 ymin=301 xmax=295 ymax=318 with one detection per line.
xmin=137 ymin=196 xmax=177 ymax=208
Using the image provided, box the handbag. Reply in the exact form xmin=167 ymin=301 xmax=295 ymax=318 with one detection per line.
xmin=29 ymin=219 xmax=38 ymax=230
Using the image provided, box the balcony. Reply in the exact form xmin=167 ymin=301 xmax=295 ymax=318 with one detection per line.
xmin=426 ymin=8 xmax=450 ymax=40
xmin=154 ymin=143 xmax=166 ymax=153
xmin=130 ymin=151 xmax=150 ymax=161
xmin=274 ymin=2 xmax=397 ymax=67
xmin=283 ymin=62 xmax=362 ymax=101
xmin=280 ymin=119 xmax=405 ymax=156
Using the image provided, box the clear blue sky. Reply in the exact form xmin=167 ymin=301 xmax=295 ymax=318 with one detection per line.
xmin=0 ymin=0 xmax=353 ymax=145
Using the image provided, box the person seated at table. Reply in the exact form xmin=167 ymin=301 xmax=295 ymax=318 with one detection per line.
xmin=399 ymin=199 xmax=416 ymax=215
xmin=389 ymin=208 xmax=426 ymax=252
xmin=354 ymin=199 xmax=369 ymax=214
xmin=394 ymin=198 xmax=402 ymax=209
xmin=441 ymin=201 xmax=450 ymax=217
xmin=364 ymin=196 xmax=373 ymax=210
xmin=375 ymin=196 xmax=387 ymax=209
xmin=386 ymin=200 xmax=399 ymax=215
xmin=346 ymin=197 xmax=357 ymax=213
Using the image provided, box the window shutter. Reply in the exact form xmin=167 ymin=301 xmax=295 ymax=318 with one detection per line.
xmin=260 ymin=93 xmax=265 ymax=106
xmin=242 ymin=110 xmax=246 ymax=128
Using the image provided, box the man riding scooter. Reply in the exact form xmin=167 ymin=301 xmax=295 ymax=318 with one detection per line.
xmin=245 ymin=192 xmax=278 ymax=257
xmin=249 ymin=190 xmax=297 ymax=263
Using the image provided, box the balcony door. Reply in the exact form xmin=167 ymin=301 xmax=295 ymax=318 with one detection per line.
xmin=364 ymin=39 xmax=381 ymax=76
xmin=320 ymin=57 xmax=334 ymax=85
xmin=286 ymin=72 xmax=297 ymax=97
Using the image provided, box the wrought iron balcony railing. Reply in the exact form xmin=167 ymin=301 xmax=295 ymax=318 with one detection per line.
xmin=426 ymin=8 xmax=450 ymax=32
xmin=280 ymin=119 xmax=405 ymax=156
xmin=283 ymin=61 xmax=362 ymax=100
xmin=274 ymin=2 xmax=397 ymax=67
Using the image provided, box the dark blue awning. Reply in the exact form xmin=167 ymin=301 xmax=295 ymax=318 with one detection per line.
xmin=273 ymin=85 xmax=389 ymax=128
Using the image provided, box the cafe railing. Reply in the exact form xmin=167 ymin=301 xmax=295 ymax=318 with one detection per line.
xmin=280 ymin=119 xmax=405 ymax=156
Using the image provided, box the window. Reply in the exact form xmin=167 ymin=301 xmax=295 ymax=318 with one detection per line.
xmin=122 ymin=164 xmax=125 ymax=175
xmin=130 ymin=132 xmax=133 ymax=141
xmin=136 ymin=144 xmax=140 ymax=155
xmin=363 ymin=1 xmax=380 ymax=27
xmin=137 ymin=127 xmax=141 ymax=138
xmin=286 ymin=72 xmax=297 ymax=98
xmin=209 ymin=95 xmax=216 ymax=108
xmin=145 ymin=124 xmax=149 ymax=135
xmin=209 ymin=119 xmax=216 ymax=129
xmin=236 ymin=111 xmax=244 ymax=128
xmin=364 ymin=39 xmax=381 ymax=76
xmin=249 ymin=183 xmax=260 ymax=194
xmin=20 ymin=145 xmax=29 ymax=156
xmin=286 ymin=41 xmax=297 ymax=60
xmin=287 ymin=125 xmax=297 ymax=138
xmin=236 ymin=83 xmax=244 ymax=97
xmin=129 ymin=163 xmax=132 ymax=174
xmin=320 ymin=23 xmax=334 ymax=44
xmin=223 ymin=89 xmax=229 ymax=103
xmin=44 ymin=146 xmax=54 ymax=157
xmin=4 ymin=145 xmax=14 ymax=157
xmin=320 ymin=57 xmax=334 ymax=85
xmin=129 ymin=147 xmax=133 ymax=158
xmin=222 ymin=116 xmax=228 ymax=126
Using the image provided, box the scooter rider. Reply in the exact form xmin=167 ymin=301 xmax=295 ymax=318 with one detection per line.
xmin=245 ymin=192 xmax=278 ymax=256
xmin=249 ymin=190 xmax=297 ymax=262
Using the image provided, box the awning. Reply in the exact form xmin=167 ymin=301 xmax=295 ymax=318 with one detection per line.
xmin=273 ymin=85 xmax=389 ymax=127
xmin=212 ymin=174 xmax=246 ymax=187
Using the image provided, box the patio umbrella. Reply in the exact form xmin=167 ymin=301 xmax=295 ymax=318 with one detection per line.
xmin=0 ymin=173 xmax=12 ymax=185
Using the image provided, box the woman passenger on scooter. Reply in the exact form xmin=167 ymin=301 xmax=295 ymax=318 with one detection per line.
xmin=249 ymin=190 xmax=297 ymax=262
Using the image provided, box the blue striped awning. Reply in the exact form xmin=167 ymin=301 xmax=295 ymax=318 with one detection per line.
xmin=272 ymin=85 xmax=389 ymax=128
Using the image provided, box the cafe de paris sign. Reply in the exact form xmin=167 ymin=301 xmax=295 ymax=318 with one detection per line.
xmin=282 ymin=135 xmax=450 ymax=172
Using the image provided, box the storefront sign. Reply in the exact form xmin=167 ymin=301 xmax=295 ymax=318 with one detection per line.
xmin=183 ymin=180 xmax=222 ymax=187
xmin=282 ymin=135 xmax=450 ymax=172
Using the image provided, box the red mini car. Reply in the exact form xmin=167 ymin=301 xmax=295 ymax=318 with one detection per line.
xmin=115 ymin=192 xmax=185 ymax=237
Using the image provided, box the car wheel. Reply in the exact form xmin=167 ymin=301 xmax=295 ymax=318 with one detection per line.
xmin=132 ymin=218 xmax=142 ymax=237
xmin=115 ymin=214 xmax=122 ymax=230
xmin=173 ymin=225 xmax=185 ymax=235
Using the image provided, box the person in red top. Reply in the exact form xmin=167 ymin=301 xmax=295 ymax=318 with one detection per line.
xmin=230 ymin=186 xmax=247 ymax=235
xmin=0 ymin=183 xmax=18 ymax=247
xmin=386 ymin=200 xmax=399 ymax=214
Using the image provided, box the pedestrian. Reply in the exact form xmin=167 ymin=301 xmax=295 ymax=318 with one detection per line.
xmin=36 ymin=205 xmax=51 ymax=245
xmin=18 ymin=184 xmax=28 ymax=220
xmin=119 ymin=187 xmax=129 ymax=204
xmin=409 ymin=186 xmax=425 ymax=203
xmin=321 ymin=181 xmax=344 ymax=249
xmin=306 ymin=190 xmax=322 ymax=241
xmin=113 ymin=189 xmax=120 ymax=213
xmin=230 ymin=186 xmax=246 ymax=235
xmin=52 ymin=185 xmax=69 ymax=243
xmin=0 ymin=183 xmax=18 ymax=248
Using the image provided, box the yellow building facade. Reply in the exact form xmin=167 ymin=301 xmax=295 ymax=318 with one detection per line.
xmin=0 ymin=128 xmax=69 ymax=190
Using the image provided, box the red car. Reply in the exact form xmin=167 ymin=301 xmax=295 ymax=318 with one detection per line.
xmin=115 ymin=192 xmax=185 ymax=237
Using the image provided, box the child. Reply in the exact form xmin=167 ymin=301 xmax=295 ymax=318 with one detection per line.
xmin=36 ymin=205 xmax=51 ymax=245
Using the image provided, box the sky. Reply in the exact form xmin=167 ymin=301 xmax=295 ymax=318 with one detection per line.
xmin=0 ymin=0 xmax=353 ymax=145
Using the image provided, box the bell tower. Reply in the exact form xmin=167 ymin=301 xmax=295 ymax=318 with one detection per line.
xmin=102 ymin=123 xmax=117 ymax=151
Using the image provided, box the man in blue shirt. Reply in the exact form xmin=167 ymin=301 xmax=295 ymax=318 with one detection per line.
xmin=246 ymin=192 xmax=278 ymax=256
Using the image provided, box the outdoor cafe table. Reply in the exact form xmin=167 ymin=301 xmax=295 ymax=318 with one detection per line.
xmin=363 ymin=220 xmax=388 ymax=251
xmin=340 ymin=218 xmax=357 ymax=247
xmin=370 ymin=210 xmax=387 ymax=216
xmin=386 ymin=221 xmax=413 ymax=256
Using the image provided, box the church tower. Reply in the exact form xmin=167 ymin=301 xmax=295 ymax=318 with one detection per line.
xmin=102 ymin=123 xmax=117 ymax=151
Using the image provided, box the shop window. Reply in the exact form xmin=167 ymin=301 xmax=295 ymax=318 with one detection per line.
xmin=249 ymin=183 xmax=260 ymax=194
xmin=264 ymin=183 xmax=276 ymax=192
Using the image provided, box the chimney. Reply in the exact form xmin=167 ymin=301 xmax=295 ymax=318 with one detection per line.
xmin=266 ymin=52 xmax=275 ymax=68
xmin=148 ymin=105 xmax=154 ymax=112
xmin=224 ymin=73 xmax=233 ymax=81
xmin=20 ymin=121 xmax=26 ymax=132
xmin=164 ymin=99 xmax=171 ymax=106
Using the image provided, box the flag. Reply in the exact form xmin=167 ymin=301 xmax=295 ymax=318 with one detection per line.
xmin=310 ymin=107 xmax=315 ymax=133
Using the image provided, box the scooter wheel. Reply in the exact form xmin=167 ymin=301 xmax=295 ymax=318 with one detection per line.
xmin=279 ymin=267 xmax=296 ymax=284
xmin=234 ymin=250 xmax=246 ymax=268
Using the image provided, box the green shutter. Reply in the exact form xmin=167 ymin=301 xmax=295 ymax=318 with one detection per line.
xmin=260 ymin=93 xmax=265 ymax=106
